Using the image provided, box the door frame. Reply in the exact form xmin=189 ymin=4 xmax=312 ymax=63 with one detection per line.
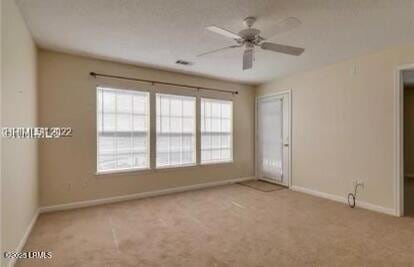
xmin=255 ymin=89 xmax=292 ymax=188
xmin=394 ymin=64 xmax=414 ymax=216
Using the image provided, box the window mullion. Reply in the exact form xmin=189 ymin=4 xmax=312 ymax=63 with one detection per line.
xmin=168 ymin=97 xmax=171 ymax=165
xmin=196 ymin=96 xmax=201 ymax=165
xmin=209 ymin=102 xmax=213 ymax=161
xmin=131 ymin=95 xmax=134 ymax=168
xmin=96 ymin=89 xmax=105 ymax=169
xmin=180 ymin=99 xmax=183 ymax=164
xmin=150 ymin=91 xmax=156 ymax=169
xmin=219 ymin=103 xmax=223 ymax=160
xmin=115 ymin=92 xmax=118 ymax=169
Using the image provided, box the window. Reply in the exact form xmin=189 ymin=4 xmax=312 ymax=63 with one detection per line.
xmin=96 ymin=87 xmax=233 ymax=174
xmin=156 ymin=94 xmax=196 ymax=168
xmin=201 ymin=98 xmax=233 ymax=164
xmin=97 ymin=87 xmax=149 ymax=173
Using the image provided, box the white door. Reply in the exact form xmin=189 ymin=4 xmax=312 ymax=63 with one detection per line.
xmin=257 ymin=93 xmax=290 ymax=186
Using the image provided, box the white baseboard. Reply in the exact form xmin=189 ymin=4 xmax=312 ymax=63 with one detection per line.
xmin=356 ymin=200 xmax=396 ymax=216
xmin=290 ymin=185 xmax=395 ymax=216
xmin=40 ymin=176 xmax=255 ymax=213
xmin=8 ymin=209 xmax=39 ymax=267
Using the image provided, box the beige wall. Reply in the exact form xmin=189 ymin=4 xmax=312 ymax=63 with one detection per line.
xmin=257 ymin=43 xmax=414 ymax=210
xmin=38 ymin=50 xmax=255 ymax=206
xmin=1 ymin=0 xmax=38 ymax=265
xmin=404 ymin=85 xmax=414 ymax=177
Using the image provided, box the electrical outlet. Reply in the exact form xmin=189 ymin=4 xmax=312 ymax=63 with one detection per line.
xmin=352 ymin=179 xmax=365 ymax=189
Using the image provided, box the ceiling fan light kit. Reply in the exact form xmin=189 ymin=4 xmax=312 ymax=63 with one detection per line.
xmin=198 ymin=16 xmax=305 ymax=70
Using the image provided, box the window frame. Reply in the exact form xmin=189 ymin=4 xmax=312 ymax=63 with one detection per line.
xmin=200 ymin=97 xmax=234 ymax=165
xmin=95 ymin=85 xmax=234 ymax=176
xmin=155 ymin=92 xmax=197 ymax=169
xmin=96 ymin=85 xmax=151 ymax=175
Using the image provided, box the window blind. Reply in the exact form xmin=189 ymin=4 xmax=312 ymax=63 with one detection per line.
xmin=156 ymin=94 xmax=196 ymax=167
xmin=97 ymin=87 xmax=149 ymax=172
xmin=201 ymin=98 xmax=233 ymax=163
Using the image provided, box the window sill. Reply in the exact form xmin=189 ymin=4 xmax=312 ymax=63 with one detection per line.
xmin=154 ymin=163 xmax=198 ymax=172
xmin=95 ymin=168 xmax=151 ymax=176
xmin=200 ymin=160 xmax=234 ymax=166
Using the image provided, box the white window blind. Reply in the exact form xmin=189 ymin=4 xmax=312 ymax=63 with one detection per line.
xmin=156 ymin=94 xmax=196 ymax=168
xmin=201 ymin=98 xmax=233 ymax=164
xmin=97 ymin=87 xmax=149 ymax=172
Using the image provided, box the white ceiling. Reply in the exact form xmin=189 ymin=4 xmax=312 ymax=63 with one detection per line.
xmin=17 ymin=0 xmax=414 ymax=85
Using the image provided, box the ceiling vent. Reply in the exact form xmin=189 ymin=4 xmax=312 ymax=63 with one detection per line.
xmin=175 ymin=60 xmax=193 ymax=66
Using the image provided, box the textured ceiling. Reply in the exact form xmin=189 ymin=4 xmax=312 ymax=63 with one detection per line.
xmin=17 ymin=0 xmax=414 ymax=85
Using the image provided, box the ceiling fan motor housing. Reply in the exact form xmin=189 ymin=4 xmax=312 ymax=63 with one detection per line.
xmin=243 ymin=16 xmax=256 ymax=28
xmin=238 ymin=28 xmax=261 ymax=42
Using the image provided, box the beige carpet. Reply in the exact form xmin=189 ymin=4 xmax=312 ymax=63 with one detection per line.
xmin=18 ymin=184 xmax=414 ymax=267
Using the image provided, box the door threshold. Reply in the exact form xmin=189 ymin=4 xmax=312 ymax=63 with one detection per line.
xmin=258 ymin=177 xmax=289 ymax=188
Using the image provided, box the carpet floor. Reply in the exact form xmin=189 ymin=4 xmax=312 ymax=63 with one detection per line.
xmin=17 ymin=183 xmax=414 ymax=267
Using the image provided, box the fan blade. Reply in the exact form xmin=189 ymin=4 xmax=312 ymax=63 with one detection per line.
xmin=260 ymin=42 xmax=304 ymax=56
xmin=197 ymin=45 xmax=241 ymax=57
xmin=243 ymin=49 xmax=253 ymax=70
xmin=265 ymin=17 xmax=302 ymax=39
xmin=206 ymin=25 xmax=241 ymax=40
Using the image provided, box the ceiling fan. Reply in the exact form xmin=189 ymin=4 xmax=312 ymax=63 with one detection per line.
xmin=198 ymin=16 xmax=305 ymax=70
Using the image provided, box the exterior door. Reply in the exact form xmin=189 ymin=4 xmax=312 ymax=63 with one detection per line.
xmin=257 ymin=93 xmax=290 ymax=186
